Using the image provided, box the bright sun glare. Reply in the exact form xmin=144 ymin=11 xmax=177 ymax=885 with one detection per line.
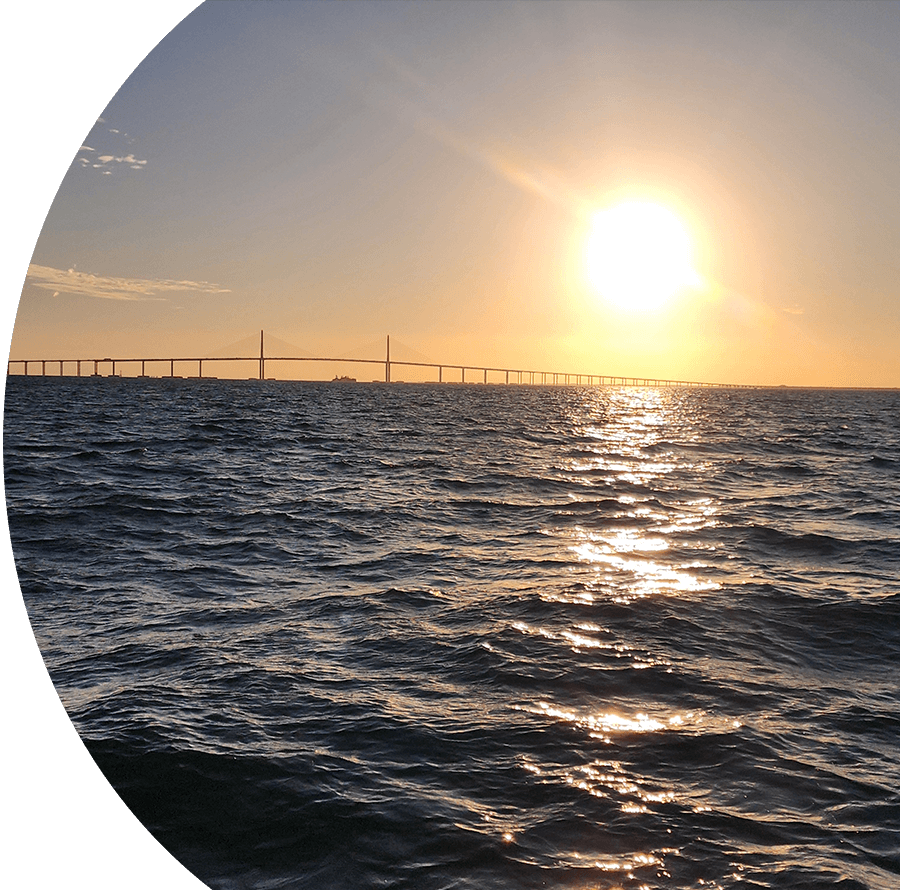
xmin=585 ymin=201 xmax=700 ymax=312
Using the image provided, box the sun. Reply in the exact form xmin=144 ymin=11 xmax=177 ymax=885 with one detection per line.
xmin=585 ymin=201 xmax=700 ymax=312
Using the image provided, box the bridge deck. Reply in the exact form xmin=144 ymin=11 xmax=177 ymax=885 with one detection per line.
xmin=7 ymin=333 xmax=739 ymax=387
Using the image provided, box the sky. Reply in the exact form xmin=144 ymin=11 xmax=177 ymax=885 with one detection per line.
xmin=8 ymin=0 xmax=900 ymax=386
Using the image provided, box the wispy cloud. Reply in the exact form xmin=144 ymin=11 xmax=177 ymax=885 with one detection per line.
xmin=410 ymin=113 xmax=590 ymax=218
xmin=293 ymin=43 xmax=591 ymax=220
xmin=77 ymin=152 xmax=148 ymax=173
xmin=26 ymin=264 xmax=230 ymax=302
xmin=73 ymin=120 xmax=148 ymax=175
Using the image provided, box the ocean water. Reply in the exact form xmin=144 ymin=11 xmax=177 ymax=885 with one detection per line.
xmin=5 ymin=375 xmax=900 ymax=890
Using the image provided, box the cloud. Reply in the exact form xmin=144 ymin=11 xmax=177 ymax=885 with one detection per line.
xmin=73 ymin=120 xmax=147 ymax=175
xmin=25 ymin=264 xmax=231 ymax=302
xmin=359 ymin=48 xmax=591 ymax=220
xmin=89 ymin=152 xmax=147 ymax=169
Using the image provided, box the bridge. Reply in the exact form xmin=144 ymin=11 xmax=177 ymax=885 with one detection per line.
xmin=6 ymin=331 xmax=737 ymax=388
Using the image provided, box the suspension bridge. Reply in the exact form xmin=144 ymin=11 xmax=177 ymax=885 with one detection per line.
xmin=6 ymin=332 xmax=738 ymax=388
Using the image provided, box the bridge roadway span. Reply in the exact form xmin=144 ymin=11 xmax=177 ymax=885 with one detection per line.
xmin=7 ymin=354 xmax=735 ymax=388
xmin=8 ymin=333 xmax=736 ymax=387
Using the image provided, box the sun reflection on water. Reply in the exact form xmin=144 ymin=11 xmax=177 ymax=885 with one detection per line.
xmin=531 ymin=700 xmax=673 ymax=736
xmin=545 ymin=389 xmax=724 ymax=604
xmin=518 ymin=700 xmax=741 ymax=745
xmin=570 ymin=534 xmax=719 ymax=603
xmin=515 ymin=753 xmax=679 ymax=882
xmin=500 ymin=391 xmax=740 ymax=883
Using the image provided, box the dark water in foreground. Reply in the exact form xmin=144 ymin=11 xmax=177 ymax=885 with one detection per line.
xmin=5 ymin=376 xmax=900 ymax=890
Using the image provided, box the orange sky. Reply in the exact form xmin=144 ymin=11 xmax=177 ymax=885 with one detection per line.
xmin=7 ymin=1 xmax=900 ymax=387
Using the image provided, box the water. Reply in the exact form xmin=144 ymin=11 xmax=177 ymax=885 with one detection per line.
xmin=5 ymin=376 xmax=900 ymax=890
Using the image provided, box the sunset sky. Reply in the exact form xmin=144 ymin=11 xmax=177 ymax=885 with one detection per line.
xmin=9 ymin=0 xmax=900 ymax=385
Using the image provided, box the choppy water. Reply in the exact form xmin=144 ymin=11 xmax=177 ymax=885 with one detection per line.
xmin=5 ymin=376 xmax=900 ymax=890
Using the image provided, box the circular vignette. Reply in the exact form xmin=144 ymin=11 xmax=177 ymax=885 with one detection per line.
xmin=2 ymin=5 xmax=204 ymax=890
